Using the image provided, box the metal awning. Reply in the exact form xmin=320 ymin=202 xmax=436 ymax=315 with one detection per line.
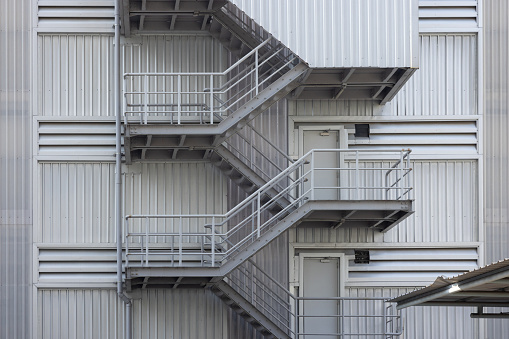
xmin=391 ymin=259 xmax=509 ymax=318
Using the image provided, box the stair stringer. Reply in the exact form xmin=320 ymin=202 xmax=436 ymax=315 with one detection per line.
xmin=212 ymin=144 xmax=291 ymax=210
xmin=123 ymin=62 xmax=309 ymax=141
xmin=211 ymin=281 xmax=290 ymax=339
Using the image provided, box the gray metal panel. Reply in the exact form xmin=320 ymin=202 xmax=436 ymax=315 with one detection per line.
xmin=38 ymin=162 xmax=226 ymax=243
xmin=484 ymin=0 xmax=509 ymax=337
xmin=0 ymin=0 xmax=32 ymax=337
xmin=346 ymin=287 xmax=480 ymax=339
xmin=37 ymin=1 xmax=114 ymax=32
xmin=294 ymin=160 xmax=478 ymax=243
xmin=38 ymin=289 xmax=123 ymax=339
xmin=419 ymin=0 xmax=479 ymax=30
xmin=289 ymin=34 xmax=477 ymax=117
xmin=132 ymin=289 xmax=228 ymax=339
xmin=38 ymin=288 xmax=228 ymax=339
xmin=38 ymin=34 xmax=226 ymax=117
xmin=230 ymin=0 xmax=419 ymax=68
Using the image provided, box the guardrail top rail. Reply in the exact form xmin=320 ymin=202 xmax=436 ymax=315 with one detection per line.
xmin=226 ymin=259 xmax=403 ymax=338
xmin=124 ymin=149 xmax=412 ymax=269
xmin=123 ymin=37 xmax=300 ymax=125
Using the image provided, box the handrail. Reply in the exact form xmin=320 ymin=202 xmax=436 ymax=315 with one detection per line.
xmin=123 ymin=36 xmax=302 ymax=125
xmin=124 ymin=149 xmax=413 ymax=270
xmin=225 ymin=259 xmax=403 ymax=338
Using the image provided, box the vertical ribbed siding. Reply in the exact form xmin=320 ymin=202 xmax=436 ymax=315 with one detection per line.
xmin=294 ymin=160 xmax=478 ymax=244
xmin=231 ymin=0 xmax=418 ymax=68
xmin=484 ymin=0 xmax=509 ymax=337
xmin=39 ymin=34 xmax=114 ymax=117
xmin=38 ymin=35 xmax=226 ymax=117
xmin=0 ymin=0 xmax=32 ymax=337
xmin=133 ymin=289 xmax=228 ymax=339
xmin=38 ymin=289 xmax=228 ymax=339
xmin=289 ymin=34 xmax=477 ymax=117
xmin=346 ymin=288 xmax=479 ymax=339
xmin=38 ymin=162 xmax=225 ymax=243
xmin=38 ymin=289 xmax=123 ymax=339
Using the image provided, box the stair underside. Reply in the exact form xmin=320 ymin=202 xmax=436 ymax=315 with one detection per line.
xmin=125 ymin=199 xmax=413 ymax=284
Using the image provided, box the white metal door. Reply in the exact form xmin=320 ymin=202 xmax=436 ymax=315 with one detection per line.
xmin=301 ymin=256 xmax=341 ymax=338
xmin=301 ymin=128 xmax=345 ymax=200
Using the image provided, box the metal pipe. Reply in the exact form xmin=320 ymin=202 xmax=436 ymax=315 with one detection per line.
xmin=115 ymin=0 xmax=122 ymax=301
xmin=115 ymin=2 xmax=133 ymax=339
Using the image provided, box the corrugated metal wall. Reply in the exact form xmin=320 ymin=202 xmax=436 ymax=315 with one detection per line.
xmin=0 ymin=0 xmax=32 ymax=337
xmin=293 ymin=160 xmax=478 ymax=244
xmin=38 ymin=289 xmax=228 ymax=339
xmin=289 ymin=34 xmax=477 ymax=117
xmin=37 ymin=162 xmax=225 ymax=243
xmin=484 ymin=0 xmax=509 ymax=338
xmin=230 ymin=0 xmax=419 ymax=68
xmin=346 ymin=287 xmax=480 ymax=339
xmin=38 ymin=34 xmax=226 ymax=117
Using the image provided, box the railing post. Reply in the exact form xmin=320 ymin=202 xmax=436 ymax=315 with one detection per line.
xmin=311 ymin=151 xmax=315 ymax=200
xmin=257 ymin=191 xmax=261 ymax=238
xmin=255 ymin=48 xmax=259 ymax=95
xmin=177 ymin=74 xmax=181 ymax=124
xmin=145 ymin=217 xmax=149 ymax=266
xmin=125 ymin=218 xmax=129 ymax=267
xmin=211 ymin=216 xmax=215 ymax=267
xmin=144 ymin=74 xmax=148 ymax=124
xmin=340 ymin=299 xmax=344 ymax=338
xmin=179 ymin=216 xmax=183 ymax=266
xmin=383 ymin=301 xmax=387 ymax=337
xmin=210 ymin=75 xmax=214 ymax=124
xmin=122 ymin=75 xmax=127 ymax=125
xmin=355 ymin=151 xmax=359 ymax=200
xmin=399 ymin=150 xmax=404 ymax=200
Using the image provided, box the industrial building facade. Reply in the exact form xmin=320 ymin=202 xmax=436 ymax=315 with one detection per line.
xmin=1 ymin=0 xmax=508 ymax=338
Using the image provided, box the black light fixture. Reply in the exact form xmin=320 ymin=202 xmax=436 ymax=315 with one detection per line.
xmin=354 ymin=250 xmax=370 ymax=264
xmin=354 ymin=124 xmax=370 ymax=138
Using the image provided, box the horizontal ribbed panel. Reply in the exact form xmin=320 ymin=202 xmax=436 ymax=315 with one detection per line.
xmin=348 ymin=247 xmax=478 ymax=283
xmin=419 ymin=0 xmax=478 ymax=30
xmin=231 ymin=0 xmax=418 ymax=68
xmin=37 ymin=120 xmax=116 ymax=160
xmin=38 ymin=162 xmax=226 ymax=243
xmin=289 ymin=34 xmax=477 ymax=117
xmin=294 ymin=160 xmax=478 ymax=243
xmin=37 ymin=1 xmax=114 ymax=32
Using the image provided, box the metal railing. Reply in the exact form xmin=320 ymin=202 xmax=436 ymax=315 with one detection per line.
xmin=226 ymin=260 xmax=403 ymax=338
xmin=123 ymin=37 xmax=299 ymax=125
xmin=124 ymin=149 xmax=412 ymax=268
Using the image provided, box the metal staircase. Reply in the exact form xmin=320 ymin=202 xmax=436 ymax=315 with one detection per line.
xmin=123 ymin=36 xmax=307 ymax=163
xmin=124 ymin=149 xmax=413 ymax=284
xmin=210 ymin=259 xmax=403 ymax=339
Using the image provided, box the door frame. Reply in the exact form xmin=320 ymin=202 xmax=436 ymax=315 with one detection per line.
xmin=297 ymin=125 xmax=348 ymax=157
xmin=297 ymin=252 xmax=346 ymax=298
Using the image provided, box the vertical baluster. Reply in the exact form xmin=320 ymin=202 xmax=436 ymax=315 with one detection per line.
xmin=210 ymin=74 xmax=214 ymax=124
xmin=211 ymin=216 xmax=215 ymax=267
xmin=257 ymin=191 xmax=261 ymax=238
xmin=355 ymin=151 xmax=359 ymax=200
xmin=177 ymin=74 xmax=181 ymax=124
xmin=143 ymin=74 xmax=148 ymax=124
xmin=145 ymin=217 xmax=149 ymax=266
xmin=179 ymin=216 xmax=183 ymax=266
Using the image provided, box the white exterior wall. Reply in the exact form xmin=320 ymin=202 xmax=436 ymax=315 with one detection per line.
xmin=287 ymin=2 xmax=484 ymax=338
xmin=33 ymin=27 xmax=230 ymax=339
xmin=231 ymin=0 xmax=419 ymax=68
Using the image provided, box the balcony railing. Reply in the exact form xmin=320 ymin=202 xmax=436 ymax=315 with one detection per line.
xmin=124 ymin=149 xmax=412 ymax=269
xmin=226 ymin=259 xmax=403 ymax=338
xmin=123 ymin=37 xmax=299 ymax=125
